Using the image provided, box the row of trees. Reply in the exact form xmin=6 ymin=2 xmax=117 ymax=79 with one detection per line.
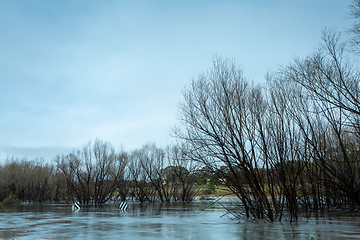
xmin=0 ymin=158 xmax=61 ymax=203
xmin=0 ymin=140 xmax=201 ymax=205
xmin=174 ymin=22 xmax=360 ymax=222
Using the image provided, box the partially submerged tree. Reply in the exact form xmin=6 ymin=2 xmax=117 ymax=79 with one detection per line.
xmin=278 ymin=29 xmax=360 ymax=209
xmin=175 ymin=29 xmax=360 ymax=221
xmin=127 ymin=143 xmax=198 ymax=202
xmin=55 ymin=139 xmax=128 ymax=204
xmin=174 ymin=57 xmax=284 ymax=221
xmin=0 ymin=158 xmax=61 ymax=203
xmin=166 ymin=144 xmax=198 ymax=201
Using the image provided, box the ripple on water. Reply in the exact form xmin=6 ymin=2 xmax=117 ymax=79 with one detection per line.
xmin=1 ymin=201 xmax=360 ymax=240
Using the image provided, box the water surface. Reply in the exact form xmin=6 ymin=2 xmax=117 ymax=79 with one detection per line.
xmin=1 ymin=198 xmax=360 ymax=239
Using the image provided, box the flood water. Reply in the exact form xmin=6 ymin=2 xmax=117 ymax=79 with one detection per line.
xmin=1 ymin=198 xmax=360 ymax=240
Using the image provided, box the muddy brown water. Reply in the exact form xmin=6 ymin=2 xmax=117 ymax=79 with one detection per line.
xmin=1 ymin=198 xmax=360 ymax=240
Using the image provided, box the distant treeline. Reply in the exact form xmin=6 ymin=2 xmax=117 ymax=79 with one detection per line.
xmin=0 ymin=141 xmax=206 ymax=205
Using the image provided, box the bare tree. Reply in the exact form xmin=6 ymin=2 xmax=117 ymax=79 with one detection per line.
xmin=128 ymin=145 xmax=159 ymax=202
xmin=284 ymin=30 xmax=360 ymax=127
xmin=275 ymin=29 xmax=360 ymax=210
xmin=166 ymin=144 xmax=198 ymax=201
xmin=55 ymin=139 xmax=128 ymax=205
xmin=174 ymin=57 xmax=281 ymax=221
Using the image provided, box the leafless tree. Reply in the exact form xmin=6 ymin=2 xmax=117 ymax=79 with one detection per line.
xmin=127 ymin=143 xmax=198 ymax=203
xmin=174 ymin=57 xmax=282 ymax=221
xmin=284 ymin=30 xmax=360 ymax=127
xmin=55 ymin=139 xmax=128 ymax=205
xmin=128 ymin=144 xmax=159 ymax=202
xmin=165 ymin=144 xmax=199 ymax=201
xmin=275 ymin=29 xmax=360 ymax=210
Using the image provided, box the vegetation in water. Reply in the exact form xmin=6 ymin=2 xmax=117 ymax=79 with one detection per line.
xmin=173 ymin=0 xmax=360 ymax=223
xmin=1 ymin=194 xmax=21 ymax=205
xmin=0 ymin=141 xmax=199 ymax=205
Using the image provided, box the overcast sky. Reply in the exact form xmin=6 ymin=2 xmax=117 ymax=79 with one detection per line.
xmin=0 ymin=0 xmax=353 ymax=162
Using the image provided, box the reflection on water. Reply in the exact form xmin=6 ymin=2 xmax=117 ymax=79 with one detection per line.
xmin=1 ymin=198 xmax=360 ymax=240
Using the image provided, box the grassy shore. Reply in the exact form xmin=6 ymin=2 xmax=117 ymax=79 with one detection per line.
xmin=195 ymin=184 xmax=236 ymax=198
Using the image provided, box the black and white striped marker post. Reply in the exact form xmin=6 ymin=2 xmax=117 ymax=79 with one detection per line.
xmin=72 ymin=201 xmax=80 ymax=211
xmin=119 ymin=202 xmax=128 ymax=211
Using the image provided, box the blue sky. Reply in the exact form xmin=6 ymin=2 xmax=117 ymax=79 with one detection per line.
xmin=0 ymin=0 xmax=353 ymax=162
